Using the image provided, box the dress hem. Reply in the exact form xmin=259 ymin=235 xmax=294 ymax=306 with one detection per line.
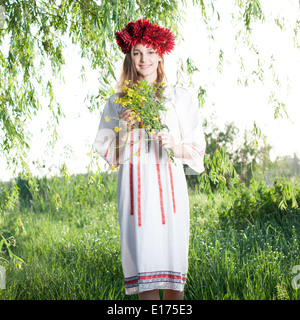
xmin=125 ymin=282 xmax=186 ymax=295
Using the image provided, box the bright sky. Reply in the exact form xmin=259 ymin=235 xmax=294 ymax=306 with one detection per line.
xmin=1 ymin=0 xmax=300 ymax=182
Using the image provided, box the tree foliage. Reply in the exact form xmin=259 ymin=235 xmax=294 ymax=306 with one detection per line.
xmin=186 ymin=118 xmax=273 ymax=192
xmin=0 ymin=0 xmax=183 ymax=170
xmin=2 ymin=0 xmax=297 ymax=168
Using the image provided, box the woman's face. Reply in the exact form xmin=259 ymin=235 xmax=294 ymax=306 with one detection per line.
xmin=131 ymin=43 xmax=162 ymax=82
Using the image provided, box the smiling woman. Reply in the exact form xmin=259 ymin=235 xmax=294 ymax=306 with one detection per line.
xmin=93 ymin=18 xmax=206 ymax=301
xmin=132 ymin=44 xmax=163 ymax=82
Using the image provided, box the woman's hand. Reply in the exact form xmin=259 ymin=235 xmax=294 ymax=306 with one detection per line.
xmin=115 ymin=109 xmax=137 ymax=164
xmin=119 ymin=109 xmax=137 ymax=133
xmin=156 ymin=131 xmax=191 ymax=161
xmin=119 ymin=109 xmax=138 ymax=142
xmin=156 ymin=131 xmax=175 ymax=152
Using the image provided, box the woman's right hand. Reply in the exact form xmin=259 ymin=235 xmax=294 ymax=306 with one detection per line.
xmin=114 ymin=109 xmax=137 ymax=165
xmin=119 ymin=109 xmax=137 ymax=133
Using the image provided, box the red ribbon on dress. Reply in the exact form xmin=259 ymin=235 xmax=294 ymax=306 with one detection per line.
xmin=137 ymin=130 xmax=142 ymax=226
xmin=168 ymin=158 xmax=176 ymax=213
xmin=154 ymin=140 xmax=166 ymax=225
xmin=128 ymin=130 xmax=176 ymax=226
xmin=129 ymin=131 xmax=134 ymax=216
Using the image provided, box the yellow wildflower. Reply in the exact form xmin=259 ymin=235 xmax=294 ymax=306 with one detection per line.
xmin=114 ymin=98 xmax=122 ymax=104
xmin=105 ymin=116 xmax=110 ymax=122
xmin=114 ymin=127 xmax=121 ymax=132
xmin=127 ymin=88 xmax=134 ymax=97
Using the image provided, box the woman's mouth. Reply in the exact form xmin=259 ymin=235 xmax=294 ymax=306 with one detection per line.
xmin=139 ymin=64 xmax=152 ymax=69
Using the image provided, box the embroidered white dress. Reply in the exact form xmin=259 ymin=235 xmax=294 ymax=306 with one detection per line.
xmin=94 ymin=85 xmax=206 ymax=294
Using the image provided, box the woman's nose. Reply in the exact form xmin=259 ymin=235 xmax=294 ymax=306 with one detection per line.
xmin=140 ymin=54 xmax=146 ymax=62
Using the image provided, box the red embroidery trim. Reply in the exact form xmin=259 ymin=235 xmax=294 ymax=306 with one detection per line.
xmin=139 ymin=274 xmax=185 ymax=281
xmin=137 ymin=130 xmax=142 ymax=226
xmin=124 ymin=275 xmax=186 ymax=285
xmin=124 ymin=272 xmax=187 ymax=286
xmin=155 ymin=142 xmax=165 ymax=225
xmin=129 ymin=131 xmax=134 ymax=216
xmin=168 ymin=158 xmax=176 ymax=213
xmin=182 ymin=143 xmax=205 ymax=158
xmin=190 ymin=146 xmax=205 ymax=157
xmin=105 ymin=136 xmax=116 ymax=159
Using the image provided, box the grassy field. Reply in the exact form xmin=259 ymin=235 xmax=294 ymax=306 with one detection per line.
xmin=0 ymin=174 xmax=300 ymax=300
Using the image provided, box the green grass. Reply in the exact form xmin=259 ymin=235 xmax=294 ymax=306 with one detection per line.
xmin=188 ymin=193 xmax=300 ymax=300
xmin=0 ymin=177 xmax=300 ymax=300
xmin=1 ymin=203 xmax=125 ymax=300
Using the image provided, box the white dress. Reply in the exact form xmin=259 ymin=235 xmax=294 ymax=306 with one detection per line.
xmin=94 ymin=85 xmax=206 ymax=294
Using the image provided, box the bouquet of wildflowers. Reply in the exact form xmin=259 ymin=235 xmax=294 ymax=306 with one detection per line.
xmin=113 ymin=80 xmax=174 ymax=161
xmin=114 ymin=80 xmax=168 ymax=133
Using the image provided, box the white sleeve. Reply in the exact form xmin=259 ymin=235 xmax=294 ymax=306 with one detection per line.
xmin=93 ymin=95 xmax=121 ymax=168
xmin=174 ymin=87 xmax=206 ymax=174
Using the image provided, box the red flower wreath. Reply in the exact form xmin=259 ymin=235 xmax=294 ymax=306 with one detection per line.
xmin=115 ymin=18 xmax=175 ymax=56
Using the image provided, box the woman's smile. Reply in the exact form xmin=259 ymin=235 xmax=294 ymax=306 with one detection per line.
xmin=139 ymin=64 xmax=152 ymax=69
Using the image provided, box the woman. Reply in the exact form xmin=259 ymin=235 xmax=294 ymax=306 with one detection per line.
xmin=94 ymin=18 xmax=206 ymax=300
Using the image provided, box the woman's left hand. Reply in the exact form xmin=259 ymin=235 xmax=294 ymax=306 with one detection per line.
xmin=157 ymin=131 xmax=175 ymax=152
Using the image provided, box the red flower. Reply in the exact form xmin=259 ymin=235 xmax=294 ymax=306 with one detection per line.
xmin=115 ymin=18 xmax=175 ymax=55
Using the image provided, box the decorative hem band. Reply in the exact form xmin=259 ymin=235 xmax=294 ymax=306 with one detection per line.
xmin=124 ymin=271 xmax=187 ymax=295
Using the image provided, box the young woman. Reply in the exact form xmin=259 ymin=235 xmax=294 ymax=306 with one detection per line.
xmin=94 ymin=18 xmax=206 ymax=300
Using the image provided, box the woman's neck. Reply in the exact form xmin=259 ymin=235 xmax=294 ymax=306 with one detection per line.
xmin=137 ymin=74 xmax=157 ymax=84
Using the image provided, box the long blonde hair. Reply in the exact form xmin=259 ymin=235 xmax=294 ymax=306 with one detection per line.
xmin=116 ymin=47 xmax=167 ymax=96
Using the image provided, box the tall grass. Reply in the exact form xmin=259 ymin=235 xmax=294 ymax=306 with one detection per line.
xmin=0 ymin=174 xmax=299 ymax=300
xmin=188 ymin=201 xmax=299 ymax=299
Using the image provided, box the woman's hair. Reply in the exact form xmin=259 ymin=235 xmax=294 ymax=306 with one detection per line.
xmin=116 ymin=47 xmax=167 ymax=96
